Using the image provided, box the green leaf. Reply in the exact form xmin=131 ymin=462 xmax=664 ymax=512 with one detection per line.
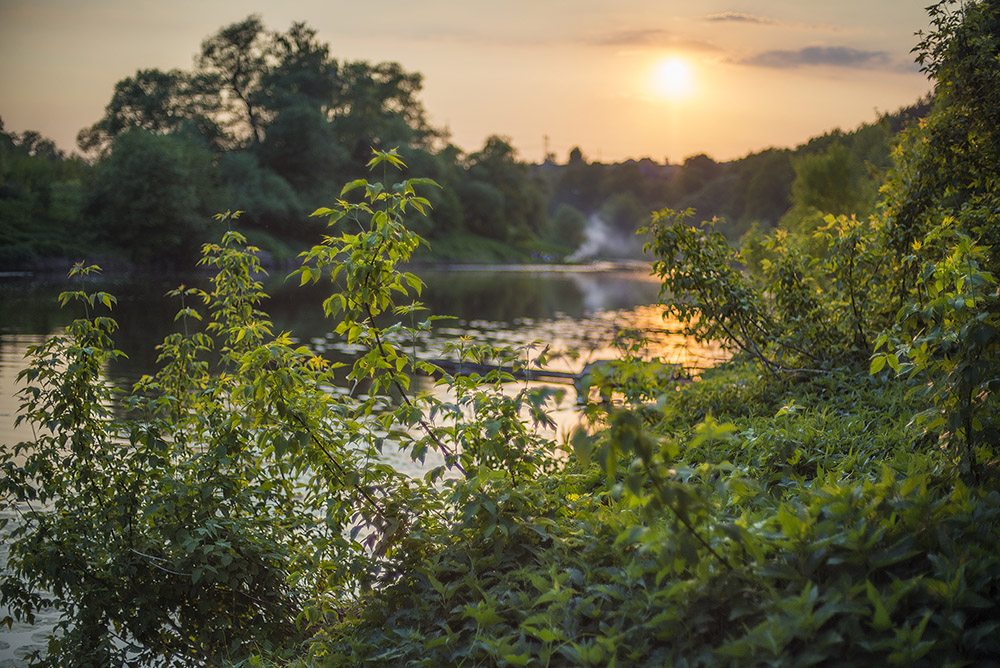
xmin=340 ymin=179 xmax=368 ymax=196
xmin=886 ymin=353 xmax=900 ymax=373
xmin=865 ymin=580 xmax=893 ymax=631
xmin=870 ymin=355 xmax=886 ymax=374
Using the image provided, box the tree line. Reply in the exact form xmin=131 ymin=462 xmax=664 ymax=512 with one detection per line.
xmin=2 ymin=14 xmax=929 ymax=269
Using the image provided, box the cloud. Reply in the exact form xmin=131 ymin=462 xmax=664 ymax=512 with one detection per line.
xmin=703 ymin=12 xmax=844 ymax=33
xmin=738 ymin=45 xmax=891 ymax=69
xmin=704 ymin=12 xmax=777 ymax=25
xmin=592 ymin=29 xmax=670 ymax=46
xmin=589 ymin=29 xmax=720 ymax=53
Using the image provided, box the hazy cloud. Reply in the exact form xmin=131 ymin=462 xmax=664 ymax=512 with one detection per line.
xmin=704 ymin=12 xmax=777 ymax=25
xmin=703 ymin=12 xmax=843 ymax=33
xmin=592 ymin=28 xmax=670 ymax=46
xmin=589 ymin=29 xmax=720 ymax=53
xmin=739 ymin=46 xmax=891 ymax=69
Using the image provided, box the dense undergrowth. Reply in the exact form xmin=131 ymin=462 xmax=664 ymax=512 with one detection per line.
xmin=2 ymin=2 xmax=999 ymax=667
xmin=310 ymin=360 xmax=998 ymax=667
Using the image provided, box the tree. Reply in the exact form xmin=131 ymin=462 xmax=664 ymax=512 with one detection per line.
xmin=776 ymin=142 xmax=878 ymax=251
xmin=550 ymin=146 xmax=604 ymax=215
xmin=788 ymin=143 xmax=873 ymax=217
xmin=331 ymin=60 xmax=435 ymax=163
xmin=1 ymin=123 xmax=89 ymax=266
xmin=675 ymin=153 xmax=722 ymax=198
xmin=735 ymin=149 xmax=794 ymax=226
xmin=465 ymin=135 xmax=549 ymax=242
xmin=884 ymin=0 xmax=1000 ymax=271
xmin=456 ymin=179 xmax=506 ymax=239
xmin=196 ymin=15 xmax=272 ymax=147
xmin=256 ymin=104 xmax=350 ymax=198
xmin=548 ymin=203 xmax=587 ymax=249
xmin=217 ymin=150 xmax=304 ymax=236
xmin=398 ymin=145 xmax=465 ymax=237
xmin=259 ymin=21 xmax=340 ymax=114
xmin=599 ymin=192 xmax=644 ymax=235
xmin=78 ymin=18 xmax=344 ymax=157
xmin=873 ymin=0 xmax=1000 ymax=473
xmin=77 ymin=69 xmax=185 ymax=154
xmin=84 ymin=130 xmax=215 ymax=264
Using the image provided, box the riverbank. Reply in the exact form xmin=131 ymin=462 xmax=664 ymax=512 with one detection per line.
xmin=300 ymin=357 xmax=1000 ymax=666
xmin=2 ymin=229 xmax=643 ymax=281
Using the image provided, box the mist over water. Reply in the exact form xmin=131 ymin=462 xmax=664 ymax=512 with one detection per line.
xmin=566 ymin=215 xmax=643 ymax=262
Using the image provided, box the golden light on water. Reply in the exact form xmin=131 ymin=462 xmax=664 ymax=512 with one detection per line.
xmin=651 ymin=56 xmax=695 ymax=101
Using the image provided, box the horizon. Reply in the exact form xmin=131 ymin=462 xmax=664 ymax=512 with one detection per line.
xmin=0 ymin=1 xmax=933 ymax=163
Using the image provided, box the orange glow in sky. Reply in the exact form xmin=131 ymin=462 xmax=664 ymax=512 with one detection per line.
xmin=0 ymin=1 xmax=933 ymax=163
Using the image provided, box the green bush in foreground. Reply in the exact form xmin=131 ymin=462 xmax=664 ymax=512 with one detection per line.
xmin=311 ymin=358 xmax=997 ymax=667
xmin=1 ymin=149 xmax=540 ymax=666
xmin=3 ymin=3 xmax=999 ymax=666
xmin=2 ymin=146 xmax=999 ymax=666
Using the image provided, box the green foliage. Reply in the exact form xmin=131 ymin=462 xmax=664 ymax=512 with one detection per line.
xmin=311 ymin=361 xmax=1000 ymax=667
xmin=869 ymin=0 xmax=1000 ymax=476
xmin=599 ymin=192 xmax=645 ymax=235
xmin=84 ymin=129 xmax=217 ymax=265
xmin=874 ymin=226 xmax=1000 ymax=477
xmin=643 ymin=209 xmax=776 ymax=368
xmin=546 ymin=203 xmax=587 ymax=249
xmin=642 ymin=208 xmax=895 ymax=371
xmin=396 ymin=146 xmax=465 ymax=238
xmin=65 ymin=16 xmax=566 ymax=261
xmin=455 ymin=178 xmax=507 ymax=240
xmin=883 ymin=1 xmax=1000 ymax=276
xmin=4 ymin=6 xmax=1000 ymax=666
xmin=217 ymin=150 xmax=306 ymax=237
xmin=0 ymin=120 xmax=90 ymax=266
xmin=675 ymin=154 xmax=723 ymax=199
xmin=75 ymin=68 xmax=224 ymax=155
xmin=780 ymin=143 xmax=878 ymax=242
xmin=257 ymin=104 xmax=351 ymax=199
xmin=1 ymin=251 xmax=312 ymax=665
xmin=540 ymin=104 xmax=918 ymax=258
xmin=737 ymin=149 xmax=795 ymax=227
xmin=4 ymin=138 xmax=1000 ymax=668
xmin=331 ymin=61 xmax=437 ymax=162
xmin=463 ymin=136 xmax=549 ymax=243
xmin=1 ymin=152 xmax=454 ymax=666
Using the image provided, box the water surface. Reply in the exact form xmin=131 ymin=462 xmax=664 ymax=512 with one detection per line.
xmin=0 ymin=263 xmax=725 ymax=665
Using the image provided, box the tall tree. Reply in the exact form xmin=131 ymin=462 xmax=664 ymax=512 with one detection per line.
xmin=196 ymin=15 xmax=272 ymax=147
xmin=256 ymin=104 xmax=350 ymax=198
xmin=885 ymin=0 xmax=1000 ymax=267
xmin=259 ymin=21 xmax=340 ymax=114
xmin=76 ymin=69 xmax=219 ymax=155
xmin=332 ymin=61 xmax=435 ymax=162
xmin=465 ymin=135 xmax=548 ymax=241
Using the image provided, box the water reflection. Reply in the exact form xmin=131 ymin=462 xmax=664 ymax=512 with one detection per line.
xmin=417 ymin=266 xmax=663 ymax=321
xmin=0 ymin=265 xmax=726 ymax=664
xmin=0 ymin=265 xmax=724 ymax=450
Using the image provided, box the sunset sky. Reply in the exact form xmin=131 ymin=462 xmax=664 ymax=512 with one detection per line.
xmin=0 ymin=0 xmax=934 ymax=163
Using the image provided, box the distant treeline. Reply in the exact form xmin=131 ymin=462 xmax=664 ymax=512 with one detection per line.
xmin=0 ymin=14 xmax=930 ymax=270
xmin=541 ymin=97 xmax=930 ymax=250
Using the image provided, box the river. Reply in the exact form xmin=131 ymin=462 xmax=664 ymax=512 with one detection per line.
xmin=0 ymin=262 xmax=723 ymax=666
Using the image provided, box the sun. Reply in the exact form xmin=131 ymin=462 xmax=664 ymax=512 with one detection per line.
xmin=651 ymin=56 xmax=695 ymax=100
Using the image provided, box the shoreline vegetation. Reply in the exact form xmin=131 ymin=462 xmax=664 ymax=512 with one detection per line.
xmin=2 ymin=1 xmax=999 ymax=666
